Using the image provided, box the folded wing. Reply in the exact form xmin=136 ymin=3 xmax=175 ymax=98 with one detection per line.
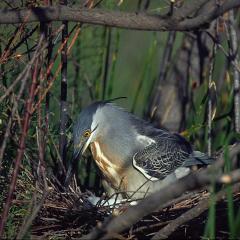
xmin=133 ymin=133 xmax=193 ymax=181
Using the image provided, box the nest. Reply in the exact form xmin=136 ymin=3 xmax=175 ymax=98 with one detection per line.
xmin=29 ymin=180 xmax=240 ymax=239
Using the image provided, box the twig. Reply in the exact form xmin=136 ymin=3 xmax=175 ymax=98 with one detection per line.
xmin=151 ymin=183 xmax=240 ymax=239
xmin=0 ymin=36 xmax=44 ymax=237
xmin=228 ymin=10 xmax=240 ymax=133
xmin=59 ymin=0 xmax=69 ymax=179
xmin=0 ymin=69 xmax=31 ymax=167
xmin=45 ymin=22 xmax=52 ymax=143
xmin=132 ymin=220 xmax=170 ymax=235
xmin=82 ymin=143 xmax=240 ymax=240
xmin=207 ymin=22 xmax=217 ymax=156
xmin=102 ymin=27 xmax=111 ymax=100
xmin=206 ymin=31 xmax=240 ymax=73
xmin=16 ymin=188 xmax=49 ymax=239
xmin=0 ymin=25 xmax=64 ymax=104
xmin=147 ymin=31 xmax=176 ymax=122
xmin=0 ymin=13 xmax=30 ymax=64
xmin=32 ymin=25 xmax=81 ymax=113
xmin=0 ymin=51 xmax=40 ymax=103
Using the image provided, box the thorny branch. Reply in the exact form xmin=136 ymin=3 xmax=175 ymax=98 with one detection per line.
xmin=0 ymin=0 xmax=239 ymax=31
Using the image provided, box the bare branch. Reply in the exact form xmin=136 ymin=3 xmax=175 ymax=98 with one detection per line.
xmin=82 ymin=143 xmax=240 ymax=240
xmin=151 ymin=183 xmax=240 ymax=239
xmin=0 ymin=36 xmax=45 ymax=237
xmin=0 ymin=0 xmax=239 ymax=31
xmin=228 ymin=11 xmax=240 ymax=133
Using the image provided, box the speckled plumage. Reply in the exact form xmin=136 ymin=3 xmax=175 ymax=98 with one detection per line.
xmin=133 ymin=134 xmax=192 ymax=180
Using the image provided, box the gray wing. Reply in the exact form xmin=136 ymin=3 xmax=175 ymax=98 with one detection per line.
xmin=133 ymin=133 xmax=192 ymax=181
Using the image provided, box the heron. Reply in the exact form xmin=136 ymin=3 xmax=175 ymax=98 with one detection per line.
xmin=65 ymin=100 xmax=212 ymax=201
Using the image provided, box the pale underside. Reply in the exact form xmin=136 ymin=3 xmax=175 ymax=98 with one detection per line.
xmin=90 ymin=140 xmax=190 ymax=200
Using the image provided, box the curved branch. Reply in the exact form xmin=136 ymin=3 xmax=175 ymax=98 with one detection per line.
xmin=151 ymin=183 xmax=240 ymax=239
xmin=0 ymin=0 xmax=239 ymax=31
xmin=81 ymin=143 xmax=240 ymax=240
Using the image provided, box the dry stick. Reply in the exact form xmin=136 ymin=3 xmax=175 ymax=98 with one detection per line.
xmin=132 ymin=220 xmax=171 ymax=235
xmin=0 ymin=37 xmax=44 ymax=237
xmin=59 ymin=0 xmax=69 ymax=178
xmin=147 ymin=31 xmax=176 ymax=120
xmin=16 ymin=188 xmax=49 ymax=239
xmin=10 ymin=25 xmax=38 ymax=55
xmin=37 ymin=64 xmax=49 ymax=189
xmin=32 ymin=25 xmax=81 ymax=113
xmin=102 ymin=27 xmax=111 ymax=100
xmin=207 ymin=22 xmax=217 ymax=157
xmin=0 ymin=37 xmax=47 ymax=167
xmin=111 ymin=169 xmax=240 ymax=239
xmin=207 ymin=20 xmax=218 ymax=156
xmin=82 ymin=143 xmax=240 ymax=240
xmin=151 ymin=182 xmax=240 ymax=239
xmin=0 ymin=26 xmax=65 ymax=168
xmin=161 ymin=190 xmax=206 ymax=210
xmin=0 ymin=68 xmax=31 ymax=168
xmin=0 ymin=11 xmax=30 ymax=64
xmin=44 ymin=0 xmax=53 ymax=128
xmin=33 ymin=24 xmax=65 ymax=97
xmin=228 ymin=11 xmax=240 ymax=133
xmin=0 ymin=25 xmax=64 ymax=104
xmin=35 ymin=1 xmax=53 ymax=190
xmin=0 ymin=60 xmax=34 ymax=103
xmin=0 ymin=1 xmax=239 ymax=31
xmin=206 ymin=31 xmax=240 ymax=73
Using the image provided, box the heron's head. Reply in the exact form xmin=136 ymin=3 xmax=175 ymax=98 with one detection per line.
xmin=65 ymin=99 xmax=137 ymax=186
xmin=73 ymin=102 xmax=103 ymax=160
xmin=65 ymin=102 xmax=104 ymax=186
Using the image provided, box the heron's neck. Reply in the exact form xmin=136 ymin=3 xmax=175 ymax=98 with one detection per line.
xmin=92 ymin=104 xmax=153 ymax=165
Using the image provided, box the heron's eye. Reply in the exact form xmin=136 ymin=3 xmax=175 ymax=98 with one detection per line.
xmin=83 ymin=130 xmax=91 ymax=138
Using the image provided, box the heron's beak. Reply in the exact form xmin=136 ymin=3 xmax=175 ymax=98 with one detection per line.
xmin=64 ymin=125 xmax=98 ymax=188
xmin=64 ymin=139 xmax=90 ymax=188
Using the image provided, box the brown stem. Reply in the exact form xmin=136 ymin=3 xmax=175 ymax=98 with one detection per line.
xmin=58 ymin=0 xmax=68 ymax=181
xmin=151 ymin=183 xmax=240 ymax=239
xmin=0 ymin=36 xmax=43 ymax=237
xmin=82 ymin=143 xmax=240 ymax=240
xmin=228 ymin=11 xmax=240 ymax=133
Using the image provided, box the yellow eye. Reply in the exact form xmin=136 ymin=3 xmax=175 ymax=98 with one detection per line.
xmin=83 ymin=130 xmax=91 ymax=138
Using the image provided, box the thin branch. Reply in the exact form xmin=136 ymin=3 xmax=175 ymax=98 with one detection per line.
xmin=102 ymin=27 xmax=111 ymax=100
xmin=82 ymin=143 xmax=240 ymax=240
xmin=151 ymin=183 xmax=240 ymax=239
xmin=0 ymin=36 xmax=44 ymax=237
xmin=147 ymin=31 xmax=176 ymax=122
xmin=228 ymin=10 xmax=240 ymax=133
xmin=0 ymin=1 xmax=239 ymax=31
xmin=16 ymin=188 xmax=49 ymax=239
xmin=207 ymin=25 xmax=217 ymax=156
xmin=59 ymin=0 xmax=68 ymax=180
xmin=0 ymin=68 xmax=31 ymax=167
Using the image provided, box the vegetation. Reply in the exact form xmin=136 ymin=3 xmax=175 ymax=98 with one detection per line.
xmin=0 ymin=0 xmax=239 ymax=239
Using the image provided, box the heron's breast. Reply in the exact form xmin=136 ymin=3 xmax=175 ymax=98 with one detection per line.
xmin=90 ymin=141 xmax=127 ymax=190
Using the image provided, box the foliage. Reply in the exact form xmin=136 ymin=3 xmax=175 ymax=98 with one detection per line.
xmin=0 ymin=0 xmax=239 ymax=239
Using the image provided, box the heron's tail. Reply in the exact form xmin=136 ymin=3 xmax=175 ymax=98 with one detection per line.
xmin=183 ymin=151 xmax=213 ymax=167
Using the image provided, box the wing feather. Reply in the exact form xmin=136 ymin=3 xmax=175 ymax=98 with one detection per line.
xmin=132 ymin=133 xmax=192 ymax=181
